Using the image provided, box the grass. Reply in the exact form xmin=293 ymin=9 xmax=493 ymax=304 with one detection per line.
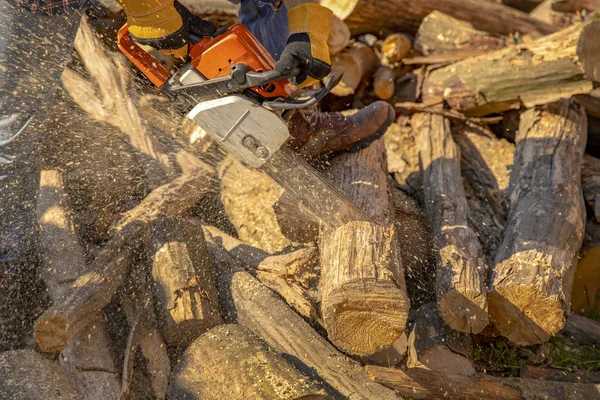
xmin=549 ymin=335 xmax=600 ymax=372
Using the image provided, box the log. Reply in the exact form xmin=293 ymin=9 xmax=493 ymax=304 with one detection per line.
xmin=150 ymin=217 xmax=222 ymax=346
xmin=168 ymin=324 xmax=330 ymax=399
xmin=37 ymin=170 xmax=120 ymax=399
xmin=34 ymin=220 xmax=148 ymax=351
xmin=422 ymin=21 xmax=600 ymax=117
xmin=489 ymin=99 xmax=587 ymax=345
xmin=366 ymin=364 xmax=600 ymax=400
xmin=319 ymin=0 xmax=556 ymax=36
xmin=414 ymin=11 xmax=506 ymax=56
xmin=330 ymin=42 xmax=378 ymax=96
xmin=407 ymin=303 xmax=476 ymax=376
xmin=328 ymin=15 xmax=350 ymax=56
xmin=273 ymin=190 xmax=320 ymax=243
xmin=553 ymin=0 xmax=600 ymax=12
xmin=381 ymin=34 xmax=412 ymax=66
xmin=0 ymin=350 xmax=79 ymax=399
xmin=361 ymin=333 xmax=408 ymax=368
xmin=414 ymin=113 xmax=489 ymax=334
xmin=207 ymin=240 xmax=398 ymax=400
xmin=562 ymin=314 xmax=600 ymax=344
xmin=319 ymin=139 xmax=410 ymax=356
xmin=373 ymin=66 xmax=399 ymax=101
xmin=581 ymin=154 xmax=600 ymax=222
xmin=521 ymin=364 xmax=600 ymax=383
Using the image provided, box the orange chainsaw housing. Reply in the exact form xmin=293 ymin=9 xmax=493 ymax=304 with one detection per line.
xmin=117 ymin=24 xmax=295 ymax=99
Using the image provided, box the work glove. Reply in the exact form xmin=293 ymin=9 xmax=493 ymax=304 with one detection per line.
xmin=275 ymin=4 xmax=333 ymax=88
xmin=118 ymin=0 xmax=216 ymax=59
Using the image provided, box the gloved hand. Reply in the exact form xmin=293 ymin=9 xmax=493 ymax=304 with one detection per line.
xmin=118 ymin=0 xmax=216 ymax=59
xmin=275 ymin=3 xmax=333 ymax=88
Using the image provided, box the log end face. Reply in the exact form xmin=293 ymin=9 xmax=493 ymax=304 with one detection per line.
xmin=33 ymin=315 xmax=69 ymax=352
xmin=438 ymin=290 xmax=489 ymax=334
xmin=488 ymin=286 xmax=565 ymax=346
xmin=323 ymin=279 xmax=409 ymax=356
xmin=578 ymin=22 xmax=600 ymax=83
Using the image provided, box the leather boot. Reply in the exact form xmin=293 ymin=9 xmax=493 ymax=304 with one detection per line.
xmin=287 ymin=101 xmax=395 ymax=158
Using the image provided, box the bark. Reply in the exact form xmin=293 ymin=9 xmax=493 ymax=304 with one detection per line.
xmin=553 ymin=0 xmax=600 ymax=12
xmin=373 ymin=66 xmax=400 ymax=101
xmin=319 ymin=0 xmax=556 ymax=36
xmin=414 ymin=11 xmax=506 ymax=56
xmin=319 ymin=139 xmax=410 ymax=356
xmin=207 ymin=240 xmax=398 ymax=400
xmin=530 ymin=0 xmax=577 ymax=27
xmin=414 ymin=113 xmax=488 ymax=334
xmin=366 ymin=365 xmax=600 ymax=400
xmin=273 ymin=190 xmax=320 ymax=243
xmin=37 ymin=170 xmax=120 ymax=399
xmin=34 ymin=221 xmax=148 ymax=352
xmin=562 ymin=314 xmax=600 ymax=345
xmin=489 ymin=99 xmax=587 ymax=345
xmin=381 ymin=34 xmax=412 ymax=65
xmin=407 ymin=303 xmax=476 ymax=376
xmin=330 ymin=42 xmax=378 ymax=96
xmin=0 ymin=350 xmax=79 ymax=400
xmin=581 ymin=154 xmax=600 ymax=222
xmin=328 ymin=15 xmax=350 ymax=56
xmin=168 ymin=324 xmax=330 ymax=399
xmin=520 ymin=364 xmax=600 ymax=383
xmin=422 ymin=22 xmax=600 ymax=117
xmin=150 ymin=217 xmax=222 ymax=346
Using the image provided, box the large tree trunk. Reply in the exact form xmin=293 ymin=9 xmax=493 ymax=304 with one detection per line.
xmin=414 ymin=113 xmax=489 ymax=334
xmin=169 ymin=324 xmax=329 ymax=399
xmin=489 ymin=99 xmax=587 ymax=345
xmin=207 ymin=239 xmax=398 ymax=400
xmin=319 ymin=0 xmax=556 ymax=36
xmin=422 ymin=22 xmax=600 ymax=117
xmin=319 ymin=139 xmax=410 ymax=356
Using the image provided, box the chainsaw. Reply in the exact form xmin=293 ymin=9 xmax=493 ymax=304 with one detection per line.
xmin=117 ymin=23 xmax=371 ymax=227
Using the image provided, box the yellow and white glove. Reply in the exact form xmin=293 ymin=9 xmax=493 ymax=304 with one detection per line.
xmin=275 ymin=3 xmax=333 ymax=88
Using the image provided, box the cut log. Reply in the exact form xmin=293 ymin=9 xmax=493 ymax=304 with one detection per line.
xmin=381 ymin=34 xmax=412 ymax=66
xmin=169 ymin=324 xmax=329 ymax=399
xmin=319 ymin=139 xmax=410 ymax=356
xmin=489 ymin=99 xmax=587 ymax=345
xmin=34 ymin=221 xmax=148 ymax=352
xmin=150 ymin=217 xmax=222 ymax=346
xmin=319 ymin=0 xmax=556 ymax=36
xmin=553 ymin=0 xmax=600 ymax=12
xmin=330 ymin=42 xmax=378 ymax=96
xmin=414 ymin=113 xmax=489 ymax=334
xmin=273 ymin=190 xmax=320 ymax=243
xmin=37 ymin=169 xmax=120 ymax=399
xmin=562 ymin=314 xmax=600 ymax=345
xmin=328 ymin=15 xmax=350 ymax=56
xmin=407 ymin=303 xmax=476 ymax=376
xmin=422 ymin=22 xmax=600 ymax=117
xmin=521 ymin=364 xmax=600 ymax=383
xmin=373 ymin=66 xmax=399 ymax=101
xmin=0 ymin=350 xmax=79 ymax=400
xmin=414 ymin=11 xmax=506 ymax=56
xmin=366 ymin=364 xmax=600 ymax=400
xmin=207 ymin=240 xmax=398 ymax=400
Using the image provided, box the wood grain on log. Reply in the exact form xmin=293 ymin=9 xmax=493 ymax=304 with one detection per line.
xmin=366 ymin=365 xmax=600 ymax=400
xmin=150 ymin=217 xmax=222 ymax=346
xmin=330 ymin=42 xmax=378 ymax=96
xmin=381 ymin=34 xmax=411 ymax=66
xmin=422 ymin=22 xmax=600 ymax=117
xmin=489 ymin=100 xmax=587 ymax=345
xmin=34 ymin=221 xmax=148 ymax=351
xmin=414 ymin=113 xmax=488 ymax=334
xmin=319 ymin=0 xmax=556 ymax=36
xmin=169 ymin=324 xmax=329 ymax=399
xmin=273 ymin=190 xmax=320 ymax=243
xmin=320 ymin=139 xmax=410 ymax=356
xmin=207 ymin=240 xmax=398 ymax=400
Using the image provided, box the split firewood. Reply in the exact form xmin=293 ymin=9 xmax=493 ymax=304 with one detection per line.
xmin=414 ymin=11 xmax=506 ymax=56
xmin=552 ymin=0 xmax=600 ymax=12
xmin=273 ymin=190 xmax=320 ymax=243
xmin=319 ymin=0 xmax=556 ymax=36
xmin=328 ymin=15 xmax=351 ymax=56
xmin=37 ymin=170 xmax=120 ymax=399
xmin=204 ymin=226 xmax=320 ymax=322
xmin=34 ymin=220 xmax=148 ymax=352
xmin=366 ymin=364 xmax=600 ymax=400
xmin=150 ymin=217 xmax=222 ymax=346
xmin=0 ymin=350 xmax=79 ymax=400
xmin=330 ymin=42 xmax=378 ymax=96
xmin=169 ymin=324 xmax=330 ymax=399
xmin=521 ymin=364 xmax=600 ymax=383
xmin=489 ymin=99 xmax=587 ymax=345
xmin=320 ymin=139 xmax=410 ymax=356
xmin=207 ymin=240 xmax=398 ymax=400
xmin=422 ymin=21 xmax=600 ymax=117
xmin=414 ymin=113 xmax=488 ymax=334
xmin=581 ymin=154 xmax=600 ymax=222
xmin=562 ymin=314 xmax=600 ymax=345
xmin=407 ymin=302 xmax=476 ymax=376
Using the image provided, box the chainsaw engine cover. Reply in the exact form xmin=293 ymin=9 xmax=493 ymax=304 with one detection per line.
xmin=187 ymin=95 xmax=289 ymax=168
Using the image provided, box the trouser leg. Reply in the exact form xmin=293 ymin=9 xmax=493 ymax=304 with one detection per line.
xmin=237 ymin=0 xmax=289 ymax=61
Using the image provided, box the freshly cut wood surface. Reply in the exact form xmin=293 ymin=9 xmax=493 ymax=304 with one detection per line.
xmin=320 ymin=0 xmax=556 ymax=36
xmin=330 ymin=42 xmax=378 ymax=96
xmin=489 ymin=100 xmax=587 ymax=345
xmin=169 ymin=324 xmax=329 ymax=399
xmin=207 ymin=240 xmax=398 ymax=400
xmin=414 ymin=113 xmax=488 ymax=334
xmin=320 ymin=139 xmax=410 ymax=356
xmin=422 ymin=22 xmax=600 ymax=116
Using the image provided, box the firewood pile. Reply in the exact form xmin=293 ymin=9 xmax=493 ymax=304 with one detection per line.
xmin=3 ymin=1 xmax=600 ymax=399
